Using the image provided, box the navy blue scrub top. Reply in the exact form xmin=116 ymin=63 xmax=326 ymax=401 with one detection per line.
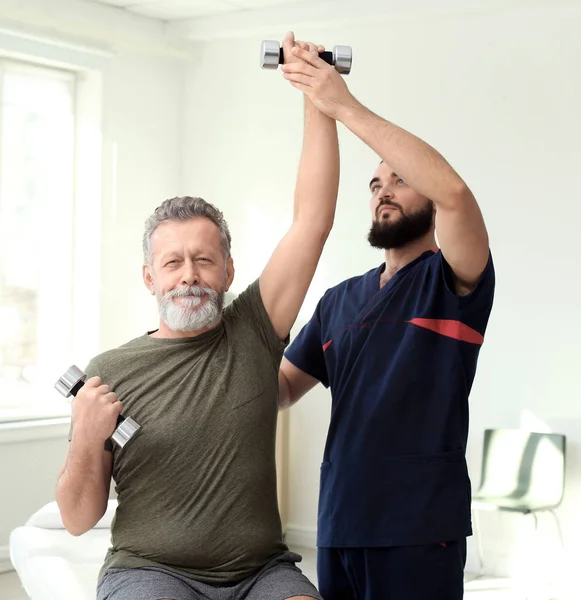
xmin=285 ymin=250 xmax=495 ymax=547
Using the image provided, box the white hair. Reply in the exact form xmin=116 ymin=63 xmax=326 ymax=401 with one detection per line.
xmin=143 ymin=196 xmax=231 ymax=265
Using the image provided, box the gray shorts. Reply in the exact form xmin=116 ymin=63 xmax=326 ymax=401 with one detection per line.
xmin=96 ymin=551 xmax=322 ymax=600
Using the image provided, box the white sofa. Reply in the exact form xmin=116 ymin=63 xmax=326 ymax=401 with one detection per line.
xmin=9 ymin=500 xmax=116 ymax=600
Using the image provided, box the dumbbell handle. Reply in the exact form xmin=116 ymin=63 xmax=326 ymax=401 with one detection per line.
xmin=55 ymin=365 xmax=140 ymax=450
xmin=278 ymin=48 xmax=336 ymax=67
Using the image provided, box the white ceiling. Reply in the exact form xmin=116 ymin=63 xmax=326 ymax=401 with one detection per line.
xmin=89 ymin=0 xmax=314 ymax=21
xmin=84 ymin=0 xmax=570 ymax=42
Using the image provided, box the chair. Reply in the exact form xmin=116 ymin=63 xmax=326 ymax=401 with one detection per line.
xmin=471 ymin=428 xmax=566 ymax=577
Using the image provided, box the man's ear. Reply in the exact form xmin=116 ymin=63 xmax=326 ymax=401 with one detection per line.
xmin=143 ymin=264 xmax=156 ymax=296
xmin=225 ymin=257 xmax=235 ymax=292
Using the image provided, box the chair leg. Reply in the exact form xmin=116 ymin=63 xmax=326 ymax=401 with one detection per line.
xmin=522 ymin=512 xmax=539 ymax=600
xmin=548 ymin=509 xmax=567 ymax=599
xmin=548 ymin=509 xmax=565 ymax=554
xmin=471 ymin=509 xmax=485 ymax=578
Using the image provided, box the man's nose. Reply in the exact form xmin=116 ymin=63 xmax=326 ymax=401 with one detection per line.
xmin=378 ymin=185 xmax=394 ymax=202
xmin=181 ymin=261 xmax=200 ymax=286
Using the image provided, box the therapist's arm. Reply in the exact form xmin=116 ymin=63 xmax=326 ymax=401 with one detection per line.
xmin=279 ymin=356 xmax=320 ymax=410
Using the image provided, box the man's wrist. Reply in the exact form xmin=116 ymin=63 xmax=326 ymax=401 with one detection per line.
xmin=71 ymin=426 xmax=106 ymax=453
xmin=335 ymin=99 xmax=365 ymax=125
xmin=304 ymin=96 xmax=326 ymax=115
xmin=304 ymin=98 xmax=336 ymax=126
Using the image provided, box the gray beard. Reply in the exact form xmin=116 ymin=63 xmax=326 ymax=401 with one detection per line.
xmin=157 ymin=285 xmax=224 ymax=332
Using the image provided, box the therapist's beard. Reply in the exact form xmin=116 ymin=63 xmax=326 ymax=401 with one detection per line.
xmin=156 ymin=285 xmax=224 ymax=332
xmin=368 ymin=202 xmax=434 ymax=250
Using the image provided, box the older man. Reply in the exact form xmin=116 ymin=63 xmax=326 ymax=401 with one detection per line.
xmin=56 ymin=34 xmax=338 ymax=600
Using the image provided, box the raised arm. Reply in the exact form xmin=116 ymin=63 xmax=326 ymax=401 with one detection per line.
xmin=283 ymin=48 xmax=489 ymax=293
xmin=259 ymin=34 xmax=340 ymax=340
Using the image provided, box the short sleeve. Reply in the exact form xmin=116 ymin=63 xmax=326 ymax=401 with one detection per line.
xmin=284 ymin=297 xmax=330 ymax=388
xmin=225 ymin=279 xmax=288 ymax=364
xmin=440 ymin=250 xmax=495 ymax=314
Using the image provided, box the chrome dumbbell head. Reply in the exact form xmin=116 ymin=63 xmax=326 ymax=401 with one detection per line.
xmin=111 ymin=416 xmax=141 ymax=449
xmin=332 ymin=45 xmax=352 ymax=75
xmin=260 ymin=40 xmax=281 ymax=69
xmin=55 ymin=365 xmax=86 ymax=398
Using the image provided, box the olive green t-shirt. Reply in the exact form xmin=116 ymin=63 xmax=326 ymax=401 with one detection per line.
xmin=75 ymin=280 xmax=289 ymax=583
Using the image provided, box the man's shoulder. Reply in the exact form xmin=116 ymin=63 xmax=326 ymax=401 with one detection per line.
xmin=85 ymin=335 xmax=149 ymax=377
xmin=222 ymin=281 xmax=257 ymax=330
xmin=320 ymin=267 xmax=378 ymax=305
xmin=221 ymin=281 xmax=271 ymax=343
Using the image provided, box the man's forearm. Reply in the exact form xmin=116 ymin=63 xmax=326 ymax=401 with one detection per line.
xmin=293 ymin=98 xmax=340 ymax=234
xmin=56 ymin=435 xmax=110 ymax=535
xmin=255 ymin=97 xmax=340 ymax=340
xmin=337 ymin=103 xmax=470 ymax=208
xmin=278 ymin=369 xmax=293 ymax=411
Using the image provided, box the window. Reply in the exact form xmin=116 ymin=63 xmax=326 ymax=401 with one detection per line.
xmin=0 ymin=59 xmax=76 ymax=422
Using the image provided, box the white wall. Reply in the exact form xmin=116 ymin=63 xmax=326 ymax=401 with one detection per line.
xmin=0 ymin=0 xmax=185 ymax=571
xmin=97 ymin=50 xmax=185 ymax=349
xmin=181 ymin=6 xmax=581 ymax=586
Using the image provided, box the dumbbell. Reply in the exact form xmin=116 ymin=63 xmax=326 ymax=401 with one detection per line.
xmin=260 ymin=40 xmax=352 ymax=75
xmin=55 ymin=365 xmax=140 ymax=450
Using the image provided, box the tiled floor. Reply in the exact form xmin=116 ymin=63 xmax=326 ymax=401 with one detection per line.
xmin=0 ymin=550 xmax=564 ymax=600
